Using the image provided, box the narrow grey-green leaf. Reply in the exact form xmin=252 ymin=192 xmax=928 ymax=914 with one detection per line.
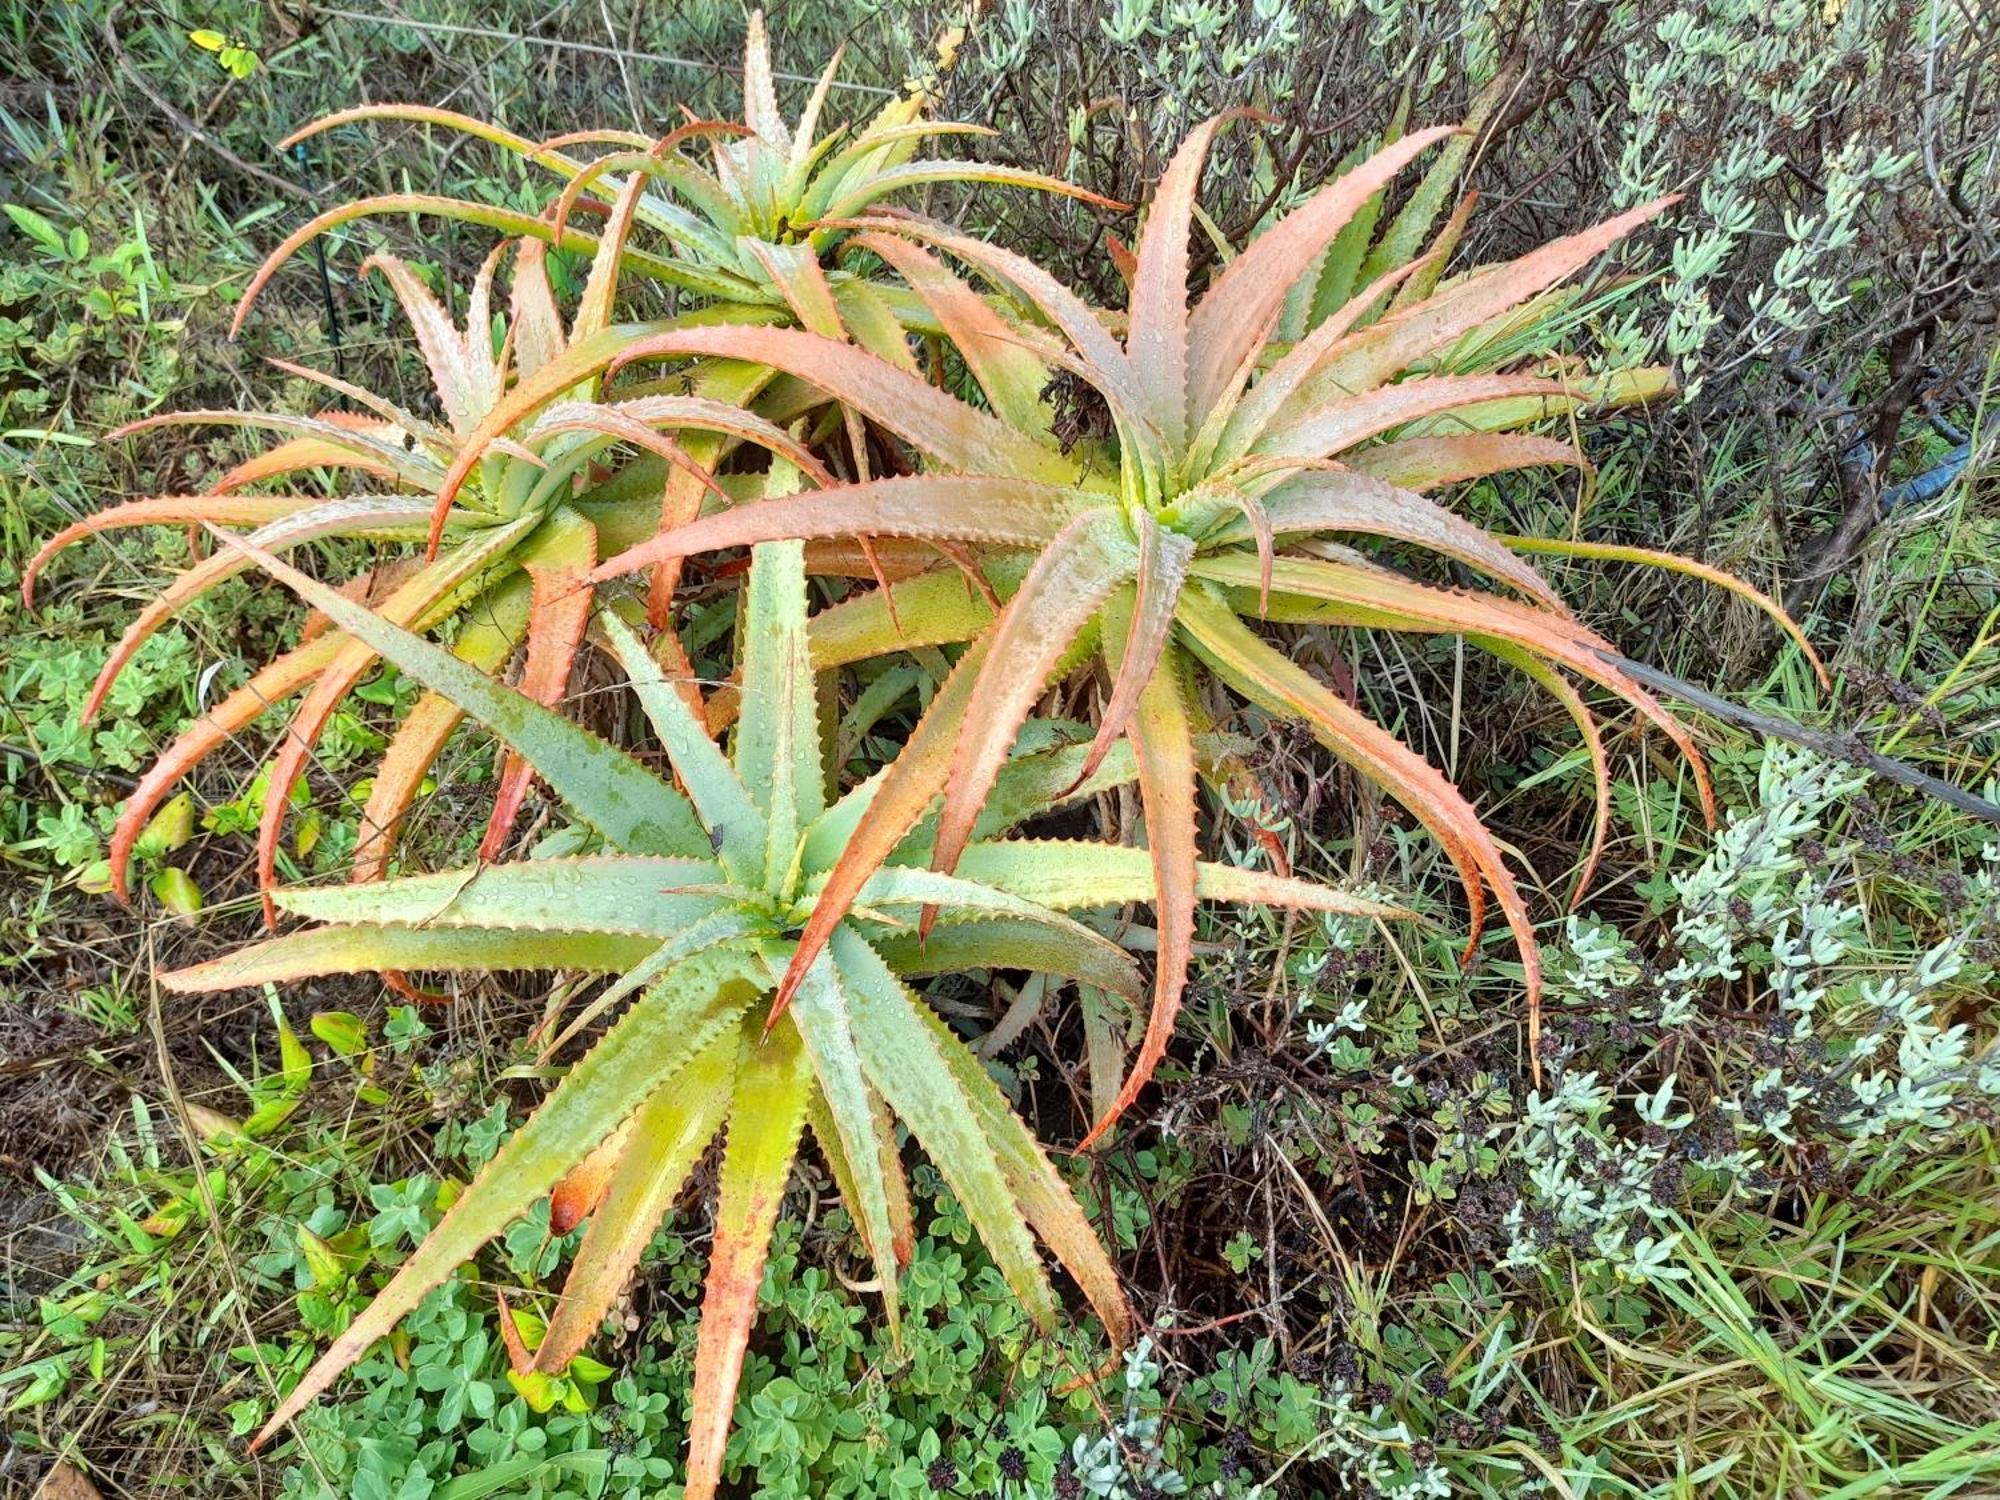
xmin=207 ymin=528 xmax=706 ymax=857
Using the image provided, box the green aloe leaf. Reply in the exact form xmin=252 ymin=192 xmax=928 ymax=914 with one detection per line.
xmin=206 ymin=529 xmax=707 ymax=858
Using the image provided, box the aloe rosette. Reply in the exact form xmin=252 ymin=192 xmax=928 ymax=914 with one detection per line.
xmin=243 ymin=10 xmax=1119 ymax=622
xmin=24 ymin=189 xmax=836 ymax=927
xmin=164 ymin=526 xmax=1401 ymax=1491
xmin=563 ymin=114 xmax=1826 ymax=1137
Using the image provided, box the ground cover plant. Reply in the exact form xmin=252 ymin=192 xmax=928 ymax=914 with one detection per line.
xmin=3 ymin=3 xmax=1997 ymax=1498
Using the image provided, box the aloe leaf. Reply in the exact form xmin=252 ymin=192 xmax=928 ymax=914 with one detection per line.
xmin=599 ymin=611 xmax=766 ymax=885
xmin=275 ymin=856 xmax=727 ymax=936
xmin=683 ymin=1013 xmax=811 ymax=1500
xmin=206 ymin=530 xmax=707 ymax=858
xmin=786 ymin=950 xmax=902 ymax=1331
xmin=1076 ymin=642 xmax=1201 ymax=1152
xmin=906 ymin=986 xmax=1131 ymax=1345
xmin=830 ymin=927 xmax=1059 ymax=1331
xmin=870 ymin=917 xmax=1142 ymax=1002
xmin=247 ymin=945 xmax=759 ymax=1450
xmin=736 ymin=540 xmax=824 ymax=888
xmin=536 ymin=1032 xmax=737 ymax=1370
xmin=162 ymin=925 xmax=663 ymax=992
xmin=946 ymin=838 xmax=1409 ymax=920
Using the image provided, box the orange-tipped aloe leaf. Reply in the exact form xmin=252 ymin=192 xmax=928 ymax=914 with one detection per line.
xmin=251 ymin=518 xmax=542 ymax=919
xmin=945 ymin=838 xmax=1410 ymax=919
xmin=847 ymin=231 xmax=1052 ymax=431
xmin=1067 ymin=519 xmax=1194 ymax=792
xmin=231 ymin=195 xmax=717 ymax=336
xmin=831 ymin=927 xmax=1061 ymax=1329
xmin=510 ymin=239 xmax=566 ymax=380
xmin=1173 ymin=583 xmax=1540 ymax=1018
xmin=1208 ymin=551 xmax=1716 ymax=827
xmin=1075 ymin=644 xmax=1200 ymax=1153
xmin=1128 ymin=113 xmax=1238 ymax=449
xmin=809 ymin=719 xmax=1128 ymax=877
xmin=280 ymin=104 xmax=587 ymax=175
xmin=1307 ymin=195 xmax=1680 ymax=399
xmin=608 ymin=324 xmax=1076 ymax=483
xmin=929 ymin=512 xmax=1138 ymax=879
xmin=482 ymin=513 xmax=598 ymax=859
xmin=746 ymin=238 xmax=846 ymax=337
xmin=1205 ymin=249 xmax=1440 ymax=468
xmin=544 ymin=149 xmax=723 ymax=270
xmin=904 ymin=981 xmax=1131 ymax=1344
xmin=1483 ymin=641 xmax=1611 ymax=910
xmin=79 ymin=497 xmax=459 ymax=723
xmin=22 ymin=495 xmax=321 ymax=608
xmin=1495 ymin=533 xmax=1829 ymax=689
xmin=1187 ymin=125 xmax=1459 ymax=415
xmin=232 ymin=947 xmax=753 ymax=1451
xmin=624 ymin=360 xmax=783 ymax=624
xmin=261 ymin=354 xmax=455 ymax=458
xmin=352 ymin=573 xmax=532 ymax=883
xmin=205 ymin=529 xmax=707 ymax=856
xmin=683 ymin=1014 xmax=810 ymax=1500
xmin=706 ymin=558 xmax=1005 ymax=742
xmin=849 ymin=216 xmax=1156 ymax=472
xmin=766 ymin=637 xmax=989 ymax=1023
xmin=549 ymin=1119 xmax=633 ymax=1235
xmin=537 ymin=1033 xmax=735 ymax=1368
xmin=531 ymin=394 xmax=832 ymax=488
xmin=107 ymin=636 xmax=340 ymax=901
xmin=1258 ymin=372 xmax=1571 ymax=462
xmin=788 ymin=952 xmax=903 ymax=1333
xmin=590 ymin=474 xmax=1088 ymax=586
xmin=357 ymin=253 xmax=498 ymax=435
xmin=887 ymin=726 xmax=1135 ymax=864
xmin=112 ymin=408 xmax=444 ymax=489
xmin=1251 ymin=470 xmax=1568 ymax=614
xmin=212 ymin=427 xmax=408 ymax=493
xmin=572 ymin=171 xmax=649 ymax=345
xmin=354 ymin=693 xmax=465 ymax=882
xmin=1346 ymin=432 xmax=1587 ymax=492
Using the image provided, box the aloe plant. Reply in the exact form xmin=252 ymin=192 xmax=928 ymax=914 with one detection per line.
xmin=249 ymin=11 xmax=1114 ymax=340
xmin=165 ymin=524 xmax=1401 ymax=1488
xmin=24 ymin=205 xmax=833 ymax=927
xmin=236 ymin=11 xmax=1118 ymax=618
xmin=563 ymin=114 xmax=1827 ymax=1139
